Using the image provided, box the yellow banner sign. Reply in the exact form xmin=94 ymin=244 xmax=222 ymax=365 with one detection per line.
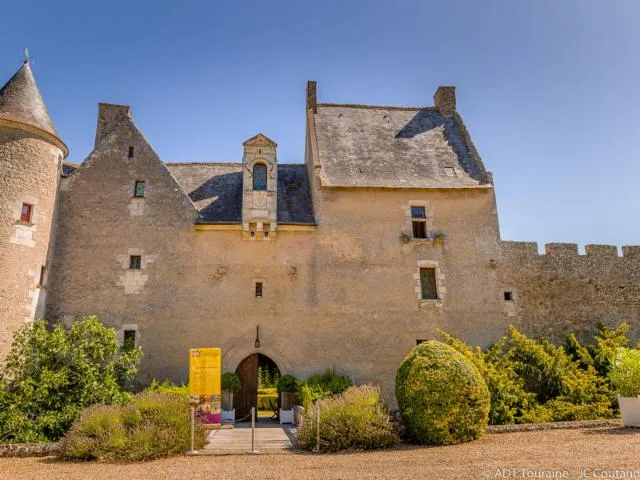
xmin=189 ymin=348 xmax=221 ymax=424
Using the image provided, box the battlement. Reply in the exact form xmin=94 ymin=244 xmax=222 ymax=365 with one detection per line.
xmin=501 ymin=241 xmax=640 ymax=259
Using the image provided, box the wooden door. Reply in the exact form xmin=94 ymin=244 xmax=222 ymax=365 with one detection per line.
xmin=234 ymin=354 xmax=258 ymax=421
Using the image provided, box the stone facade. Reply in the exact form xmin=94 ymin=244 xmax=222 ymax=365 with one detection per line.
xmin=1 ymin=62 xmax=639 ymax=405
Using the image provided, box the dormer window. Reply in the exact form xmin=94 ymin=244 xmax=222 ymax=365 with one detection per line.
xmin=253 ymin=164 xmax=267 ymax=191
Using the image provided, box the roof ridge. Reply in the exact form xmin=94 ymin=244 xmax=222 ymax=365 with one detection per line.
xmin=318 ymin=102 xmax=434 ymax=111
xmin=165 ymin=162 xmax=241 ymax=166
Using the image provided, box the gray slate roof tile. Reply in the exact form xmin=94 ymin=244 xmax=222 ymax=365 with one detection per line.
xmin=314 ymin=104 xmax=488 ymax=188
xmin=166 ymin=163 xmax=315 ymax=225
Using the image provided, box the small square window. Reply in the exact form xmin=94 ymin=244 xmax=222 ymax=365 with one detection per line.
xmin=134 ymin=181 xmax=145 ymax=197
xmin=255 ymin=282 xmax=263 ymax=298
xmin=504 ymin=291 xmax=513 ymax=301
xmin=123 ymin=330 xmax=136 ymax=351
xmin=129 ymin=255 xmax=142 ymax=270
xmin=420 ymin=268 xmax=438 ymax=300
xmin=20 ymin=203 xmax=33 ymax=223
xmin=38 ymin=266 xmax=47 ymax=288
xmin=128 ymin=146 xmax=135 ymax=158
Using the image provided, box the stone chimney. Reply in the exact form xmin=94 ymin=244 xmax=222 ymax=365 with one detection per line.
xmin=433 ymin=86 xmax=456 ymax=116
xmin=306 ymin=80 xmax=317 ymax=113
xmin=95 ymin=103 xmax=132 ymax=148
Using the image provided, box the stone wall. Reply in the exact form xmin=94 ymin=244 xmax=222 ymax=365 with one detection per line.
xmin=0 ymin=127 xmax=62 ymax=358
xmin=497 ymin=241 xmax=640 ymax=342
xmin=45 ymin=108 xmax=505 ymax=405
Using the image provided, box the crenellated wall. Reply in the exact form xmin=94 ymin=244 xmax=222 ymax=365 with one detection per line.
xmin=497 ymin=240 xmax=640 ymax=342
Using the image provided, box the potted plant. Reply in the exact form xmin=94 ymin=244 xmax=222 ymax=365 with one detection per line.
xmin=609 ymin=347 xmax=640 ymax=427
xmin=221 ymin=372 xmax=241 ymax=424
xmin=277 ymin=374 xmax=298 ymax=424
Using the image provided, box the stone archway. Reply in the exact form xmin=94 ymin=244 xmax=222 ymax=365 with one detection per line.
xmin=234 ymin=353 xmax=281 ymax=421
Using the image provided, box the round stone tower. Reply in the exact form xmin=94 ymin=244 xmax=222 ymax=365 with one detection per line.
xmin=0 ymin=60 xmax=68 ymax=357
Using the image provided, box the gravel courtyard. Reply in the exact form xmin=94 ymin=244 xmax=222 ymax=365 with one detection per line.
xmin=1 ymin=427 xmax=639 ymax=480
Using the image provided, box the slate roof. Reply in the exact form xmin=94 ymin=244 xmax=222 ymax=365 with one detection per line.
xmin=0 ymin=62 xmax=61 ymax=140
xmin=166 ymin=163 xmax=315 ymax=225
xmin=313 ymin=104 xmax=490 ymax=189
xmin=62 ymin=162 xmax=79 ymax=177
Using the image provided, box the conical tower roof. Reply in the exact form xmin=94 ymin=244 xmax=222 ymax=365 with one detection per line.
xmin=0 ymin=61 xmax=64 ymax=149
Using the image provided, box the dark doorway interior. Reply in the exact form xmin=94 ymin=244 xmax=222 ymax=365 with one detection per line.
xmin=234 ymin=353 xmax=281 ymax=422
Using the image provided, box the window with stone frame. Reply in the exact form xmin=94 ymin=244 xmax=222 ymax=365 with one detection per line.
xmin=20 ymin=203 xmax=33 ymax=223
xmin=253 ymin=163 xmax=267 ymax=191
xmin=419 ymin=268 xmax=438 ymax=300
xmin=123 ymin=329 xmax=136 ymax=351
xmin=255 ymin=282 xmax=263 ymax=298
xmin=411 ymin=206 xmax=427 ymax=239
xmin=129 ymin=255 xmax=142 ymax=270
xmin=134 ymin=181 xmax=146 ymax=198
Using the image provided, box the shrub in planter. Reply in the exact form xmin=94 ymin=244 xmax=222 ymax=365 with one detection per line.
xmin=221 ymin=372 xmax=241 ymax=394
xmin=277 ymin=374 xmax=298 ymax=393
xmin=608 ymin=347 xmax=640 ymax=427
xmin=396 ymin=340 xmax=490 ymax=445
xmin=296 ymin=385 xmax=399 ymax=452
xmin=60 ymin=392 xmax=206 ymax=461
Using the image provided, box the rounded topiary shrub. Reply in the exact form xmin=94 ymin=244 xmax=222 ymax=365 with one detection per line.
xmin=396 ymin=340 xmax=490 ymax=445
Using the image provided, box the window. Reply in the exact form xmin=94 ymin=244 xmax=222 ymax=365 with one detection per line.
xmin=411 ymin=206 xmax=427 ymax=239
xmin=38 ymin=266 xmax=47 ymax=288
xmin=504 ymin=291 xmax=513 ymax=301
xmin=444 ymin=167 xmax=457 ymax=176
xmin=123 ymin=330 xmax=136 ymax=351
xmin=253 ymin=163 xmax=267 ymax=191
xmin=128 ymin=146 xmax=134 ymax=158
xmin=20 ymin=203 xmax=33 ymax=223
xmin=420 ymin=268 xmax=438 ymax=300
xmin=134 ymin=181 xmax=145 ymax=197
xmin=416 ymin=339 xmax=428 ymax=345
xmin=129 ymin=255 xmax=142 ymax=270
xmin=255 ymin=282 xmax=263 ymax=298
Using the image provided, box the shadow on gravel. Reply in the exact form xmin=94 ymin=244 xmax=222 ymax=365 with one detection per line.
xmin=582 ymin=427 xmax=640 ymax=436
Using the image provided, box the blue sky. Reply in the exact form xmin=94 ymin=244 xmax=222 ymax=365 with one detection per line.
xmin=2 ymin=1 xmax=639 ymax=248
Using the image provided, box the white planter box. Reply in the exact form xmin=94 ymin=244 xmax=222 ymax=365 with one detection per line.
xmin=619 ymin=396 xmax=640 ymax=427
xmin=279 ymin=408 xmax=294 ymax=424
xmin=221 ymin=409 xmax=235 ymax=424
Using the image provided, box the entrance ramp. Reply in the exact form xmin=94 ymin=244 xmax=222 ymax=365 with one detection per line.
xmin=200 ymin=424 xmax=296 ymax=455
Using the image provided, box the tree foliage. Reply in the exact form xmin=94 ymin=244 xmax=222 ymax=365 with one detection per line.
xmin=439 ymin=323 xmax=630 ymax=425
xmin=0 ymin=316 xmax=142 ymax=443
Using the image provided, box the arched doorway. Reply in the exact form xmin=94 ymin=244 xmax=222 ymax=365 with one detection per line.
xmin=234 ymin=353 xmax=280 ymax=421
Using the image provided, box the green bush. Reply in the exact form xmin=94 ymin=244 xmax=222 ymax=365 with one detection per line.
xmin=296 ymin=369 xmax=353 ymax=409
xmin=396 ymin=340 xmax=490 ymax=445
xmin=146 ymin=379 xmax=188 ymax=398
xmin=305 ymin=369 xmax=352 ymax=395
xmin=221 ymin=372 xmax=241 ymax=393
xmin=439 ymin=331 xmax=535 ymax=425
xmin=61 ymin=392 xmax=206 ymax=461
xmin=440 ymin=324 xmax=624 ymax=425
xmin=0 ymin=317 xmax=142 ymax=443
xmin=296 ymin=385 xmax=399 ymax=452
xmin=609 ymin=348 xmax=640 ymax=397
xmin=277 ymin=374 xmax=298 ymax=393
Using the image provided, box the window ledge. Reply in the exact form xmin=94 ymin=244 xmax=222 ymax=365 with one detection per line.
xmin=14 ymin=220 xmax=34 ymax=227
xmin=420 ymin=299 xmax=443 ymax=308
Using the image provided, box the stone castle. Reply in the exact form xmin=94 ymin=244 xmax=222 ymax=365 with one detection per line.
xmin=1 ymin=60 xmax=639 ymax=411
